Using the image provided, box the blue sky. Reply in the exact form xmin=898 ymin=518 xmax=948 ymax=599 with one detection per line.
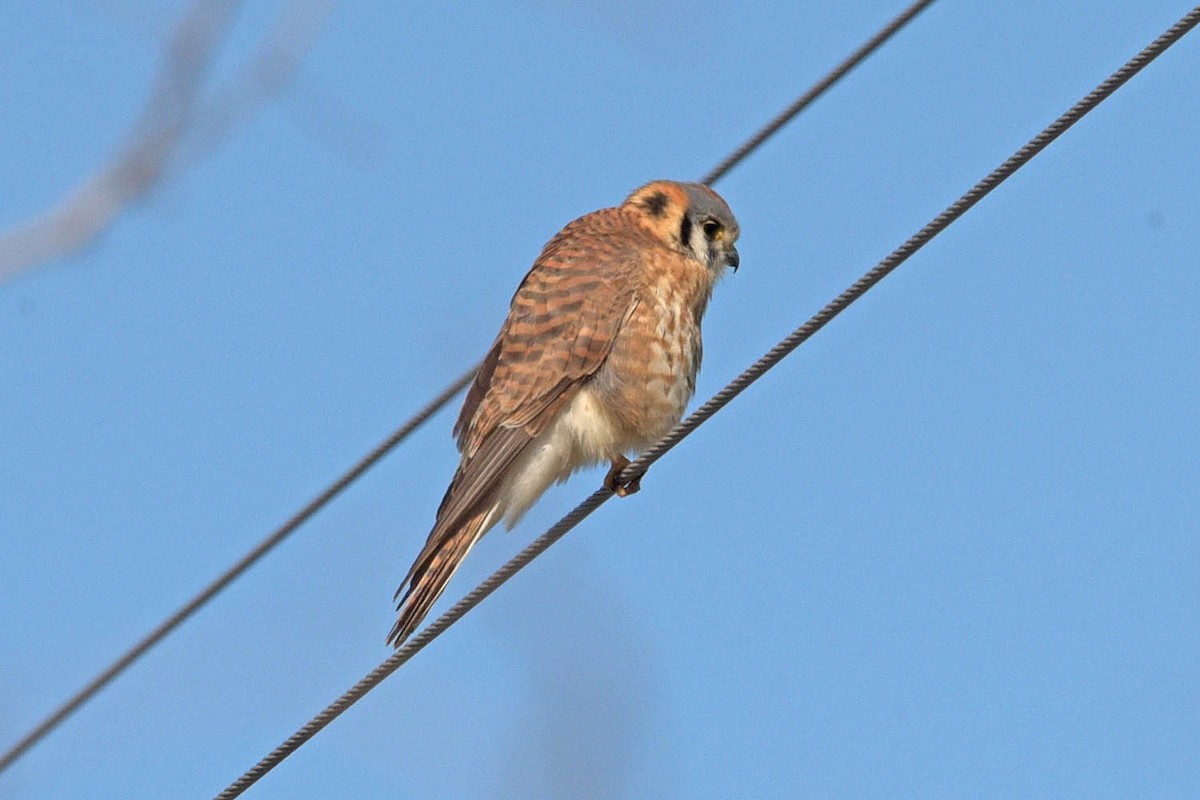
xmin=2 ymin=2 xmax=1198 ymax=797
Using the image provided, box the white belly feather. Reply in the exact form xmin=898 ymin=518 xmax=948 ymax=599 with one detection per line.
xmin=491 ymin=388 xmax=629 ymax=530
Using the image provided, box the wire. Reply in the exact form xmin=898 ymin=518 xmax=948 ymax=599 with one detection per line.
xmin=214 ymin=7 xmax=1200 ymax=797
xmin=701 ymin=0 xmax=937 ymax=186
xmin=0 ymin=367 xmax=477 ymax=775
xmin=0 ymin=0 xmax=937 ymax=775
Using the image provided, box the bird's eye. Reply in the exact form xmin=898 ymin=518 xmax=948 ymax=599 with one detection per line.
xmin=702 ymin=220 xmax=722 ymax=240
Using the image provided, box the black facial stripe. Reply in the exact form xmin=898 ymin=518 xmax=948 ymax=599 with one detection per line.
xmin=679 ymin=215 xmax=692 ymax=248
xmin=642 ymin=191 xmax=669 ymax=217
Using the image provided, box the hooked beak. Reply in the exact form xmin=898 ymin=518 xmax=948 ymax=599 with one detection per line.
xmin=725 ymin=246 xmax=739 ymax=272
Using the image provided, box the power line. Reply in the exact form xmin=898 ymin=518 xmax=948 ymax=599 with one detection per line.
xmin=212 ymin=7 xmax=1200 ymax=796
xmin=0 ymin=368 xmax=477 ymax=775
xmin=701 ymin=0 xmax=936 ymax=186
xmin=0 ymin=0 xmax=938 ymax=775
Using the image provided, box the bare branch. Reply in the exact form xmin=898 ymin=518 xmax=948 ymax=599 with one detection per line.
xmin=184 ymin=1 xmax=336 ymax=166
xmin=0 ymin=0 xmax=330 ymax=283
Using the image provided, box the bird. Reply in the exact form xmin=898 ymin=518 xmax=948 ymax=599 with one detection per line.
xmin=388 ymin=180 xmax=740 ymax=647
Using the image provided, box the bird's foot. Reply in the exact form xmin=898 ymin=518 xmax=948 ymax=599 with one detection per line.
xmin=604 ymin=455 xmax=642 ymax=497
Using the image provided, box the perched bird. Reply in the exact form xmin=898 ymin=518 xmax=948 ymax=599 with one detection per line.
xmin=388 ymin=180 xmax=740 ymax=647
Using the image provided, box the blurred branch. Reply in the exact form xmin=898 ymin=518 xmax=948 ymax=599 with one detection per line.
xmin=0 ymin=0 xmax=330 ymax=283
xmin=185 ymin=1 xmax=334 ymax=166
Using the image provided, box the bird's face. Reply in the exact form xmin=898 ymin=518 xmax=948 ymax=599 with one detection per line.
xmin=626 ymin=181 xmax=740 ymax=277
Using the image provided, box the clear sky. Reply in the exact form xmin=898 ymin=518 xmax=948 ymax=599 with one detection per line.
xmin=2 ymin=2 xmax=1198 ymax=798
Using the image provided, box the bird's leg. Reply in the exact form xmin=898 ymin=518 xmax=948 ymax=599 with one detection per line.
xmin=604 ymin=455 xmax=641 ymax=497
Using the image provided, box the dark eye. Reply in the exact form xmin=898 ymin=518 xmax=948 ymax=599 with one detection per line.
xmin=702 ymin=220 xmax=722 ymax=240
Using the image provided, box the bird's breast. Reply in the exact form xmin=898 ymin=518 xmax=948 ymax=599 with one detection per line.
xmin=590 ymin=270 xmax=708 ymax=451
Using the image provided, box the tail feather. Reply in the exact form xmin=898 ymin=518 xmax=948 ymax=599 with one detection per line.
xmin=387 ymin=508 xmax=491 ymax=648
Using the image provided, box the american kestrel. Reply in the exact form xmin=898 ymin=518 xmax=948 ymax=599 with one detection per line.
xmin=388 ymin=180 xmax=740 ymax=647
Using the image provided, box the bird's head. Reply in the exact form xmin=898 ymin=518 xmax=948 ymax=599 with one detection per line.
xmin=625 ymin=180 xmax=740 ymax=276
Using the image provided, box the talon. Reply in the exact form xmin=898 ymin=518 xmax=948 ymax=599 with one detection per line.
xmin=616 ymin=476 xmax=641 ymax=497
xmin=604 ymin=456 xmax=642 ymax=497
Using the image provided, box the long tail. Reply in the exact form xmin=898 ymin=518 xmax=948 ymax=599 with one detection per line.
xmin=387 ymin=507 xmax=492 ymax=648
